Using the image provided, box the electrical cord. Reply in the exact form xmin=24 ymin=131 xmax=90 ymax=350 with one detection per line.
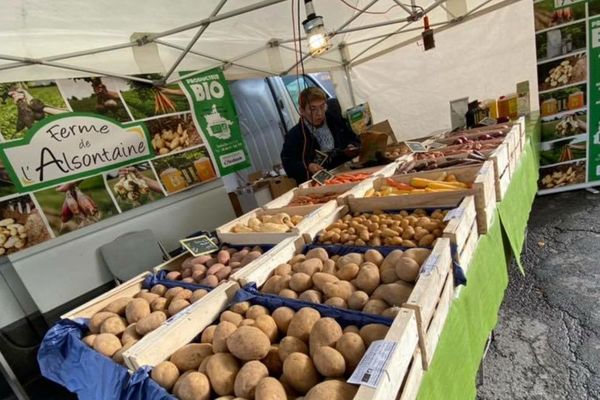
xmin=338 ymin=0 xmax=400 ymax=14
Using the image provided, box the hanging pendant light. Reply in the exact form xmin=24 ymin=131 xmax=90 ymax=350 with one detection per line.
xmin=303 ymin=0 xmax=331 ymax=56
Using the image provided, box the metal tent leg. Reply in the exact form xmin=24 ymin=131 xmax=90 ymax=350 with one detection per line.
xmin=0 ymin=350 xmax=28 ymax=400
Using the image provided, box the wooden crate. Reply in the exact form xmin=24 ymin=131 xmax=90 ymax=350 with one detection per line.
xmin=61 ymin=272 xmax=151 ymax=320
xmin=263 ymin=177 xmax=376 ymax=209
xmin=485 ymin=142 xmax=510 ymax=202
xmin=215 ymin=202 xmax=337 ymax=245
xmin=398 ymin=267 xmax=455 ymax=400
xmin=355 ymin=239 xmax=453 ymax=399
xmin=358 ymin=162 xmax=495 ymax=234
xmin=298 ymin=163 xmax=401 ymax=189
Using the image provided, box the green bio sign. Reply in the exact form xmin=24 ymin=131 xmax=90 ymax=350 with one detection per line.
xmin=588 ymin=15 xmax=600 ymax=181
xmin=180 ymin=69 xmax=251 ymax=175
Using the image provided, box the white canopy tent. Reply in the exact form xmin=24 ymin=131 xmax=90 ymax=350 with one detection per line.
xmin=0 ymin=0 xmax=537 ymax=139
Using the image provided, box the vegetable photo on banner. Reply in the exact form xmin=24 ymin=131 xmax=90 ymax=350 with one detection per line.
xmin=0 ymin=81 xmax=69 ymax=140
xmin=106 ymin=162 xmax=164 ymax=211
xmin=120 ymin=73 xmax=190 ymax=120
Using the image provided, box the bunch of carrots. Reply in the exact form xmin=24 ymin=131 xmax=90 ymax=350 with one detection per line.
xmin=324 ymin=172 xmax=372 ymax=186
xmin=366 ymin=173 xmax=471 ymax=197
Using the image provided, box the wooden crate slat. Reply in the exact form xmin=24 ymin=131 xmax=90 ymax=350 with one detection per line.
xmin=443 ymin=196 xmax=477 ymax=250
xmin=123 ymin=281 xmax=240 ymax=370
xmin=472 ymin=161 xmax=496 ymax=234
xmin=353 ymin=309 xmax=420 ymax=400
xmin=422 ymin=269 xmax=455 ymax=369
xmin=455 ymin=220 xmax=479 ymax=272
xmin=152 ymin=252 xmax=189 ymax=273
xmin=398 ymin=350 xmax=425 ymax=400
xmin=61 ymin=272 xmax=150 ymax=320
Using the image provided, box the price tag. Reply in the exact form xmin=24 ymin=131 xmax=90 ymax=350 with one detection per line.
xmin=314 ymin=150 xmax=329 ymax=166
xmin=404 ymin=141 xmax=427 ymax=153
xmin=420 ymin=254 xmax=440 ymax=276
xmin=311 ymin=169 xmax=335 ymax=186
xmin=180 ymin=235 xmax=219 ymax=257
xmin=347 ymin=340 xmax=397 ymax=388
xmin=443 ymin=207 xmax=464 ymax=222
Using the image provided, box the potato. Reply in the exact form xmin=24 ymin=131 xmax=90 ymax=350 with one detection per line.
xmin=125 ymin=298 xmax=151 ymax=324
xmin=221 ymin=310 xmax=244 ymax=327
xmin=343 ymin=325 xmax=359 ymax=334
xmin=323 ymin=281 xmax=354 ymax=301
xmin=213 ymin=321 xmax=238 ymax=352
xmin=287 ymin=308 xmax=320 ymax=342
xmin=382 ymin=307 xmax=401 ymax=318
xmin=89 ymin=311 xmax=118 ymax=334
xmin=359 ymin=324 xmax=389 ymax=347
xmin=282 ymin=353 xmax=320 ymax=394
xmin=395 ymin=257 xmax=421 ymax=283
xmin=381 ymin=267 xmax=399 ymax=284
xmin=151 ymin=361 xmax=180 ymax=391
xmin=100 ymin=316 xmax=127 ymax=336
xmin=324 ymin=297 xmax=348 ymax=309
xmin=289 ymin=272 xmax=313 ymax=292
xmin=165 ymin=287 xmax=185 ymax=301
xmin=230 ymin=301 xmax=251 ymax=315
xmin=278 ymin=336 xmax=308 ymax=362
xmin=117 ymin=326 xmax=138 ymax=347
xmin=347 ymin=291 xmax=369 ymax=310
xmin=255 ymin=377 xmax=287 ymax=400
xmin=338 ymin=253 xmax=363 ymax=266
xmin=176 ymin=371 xmax=211 ymax=400
xmin=200 ymin=275 xmax=219 ymax=288
xmin=217 ymin=250 xmax=231 ymax=265
xmin=304 ymin=380 xmax=358 ymax=400
xmin=262 ymin=276 xmax=288 ymax=295
xmin=207 ymin=353 xmax=240 ymax=396
xmin=403 ymin=248 xmax=431 ymax=265
xmin=137 ymin=292 xmax=160 ymax=304
xmin=309 ymin=318 xmax=342 ymax=356
xmin=254 ymin=315 xmax=279 ymax=343
xmin=201 ymin=325 xmax=217 ymax=344
xmin=190 ymin=289 xmax=209 ymax=303
xmin=136 ymin=311 xmax=167 ymax=335
xmin=336 ymin=332 xmax=365 ymax=372
xmin=173 ymin=289 xmax=193 ymax=301
xmin=313 ymin=346 xmax=345 ymax=377
xmin=241 ymin=251 xmax=262 ymax=267
xmin=279 ymin=289 xmax=298 ymax=299
xmin=322 ymin=259 xmax=337 ymax=274
xmin=305 ymin=248 xmax=329 ymax=261
xmin=298 ymin=290 xmax=322 ymax=304
xmin=260 ymin=345 xmax=283 ymax=376
xmin=170 ymin=343 xmax=214 ymax=371
xmin=354 ymin=264 xmax=380 ymax=295
xmin=234 ymin=360 xmax=269 ymax=399
xmin=82 ymin=334 xmax=96 ymax=347
xmin=362 ymin=299 xmax=388 ymax=315
xmin=240 ymin=319 xmax=255 ymax=327
xmin=371 ymin=282 xmax=413 ymax=306
xmin=295 ymin=259 xmax=323 ymax=276
xmin=380 ymin=250 xmax=404 ymax=271
xmin=207 ymin=263 xmax=226 ymax=276
xmin=149 ymin=297 xmax=167 ymax=313
xmin=227 ymin=326 xmax=271 ymax=361
xmin=272 ymin=307 xmax=295 ymax=334
xmin=231 ymin=249 xmax=248 ymax=263
xmin=166 ymin=271 xmax=182 ymax=281
xmin=168 ymin=299 xmax=191 ymax=316
xmin=103 ymin=297 xmax=131 ymax=315
xmin=246 ymin=305 xmax=269 ymax=320
xmin=198 ymin=356 xmax=211 ymax=374
xmin=273 ymin=263 xmax=292 ymax=276
xmin=150 ymin=284 xmax=167 ymax=296
xmin=364 ymin=249 xmax=384 ymax=266
xmin=112 ymin=340 xmax=136 ymax=365
xmin=312 ymin=272 xmax=339 ymax=291
xmin=336 ymin=263 xmax=359 ymax=281
xmin=290 ymin=254 xmax=306 ymax=265
xmin=93 ymin=333 xmax=122 ymax=357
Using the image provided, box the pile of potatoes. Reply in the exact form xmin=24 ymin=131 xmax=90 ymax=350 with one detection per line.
xmin=260 ymin=247 xmax=432 ymax=317
xmin=165 ymin=246 xmax=265 ymax=287
xmin=317 ymin=209 xmax=447 ymax=248
xmin=151 ymin=303 xmax=390 ymax=400
xmin=81 ymin=284 xmax=210 ymax=365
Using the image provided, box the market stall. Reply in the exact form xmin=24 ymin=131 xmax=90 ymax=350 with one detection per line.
xmin=0 ymin=1 xmax=542 ymax=399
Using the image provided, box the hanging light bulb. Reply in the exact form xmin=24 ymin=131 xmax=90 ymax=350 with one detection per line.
xmin=302 ymin=0 xmax=331 ymax=56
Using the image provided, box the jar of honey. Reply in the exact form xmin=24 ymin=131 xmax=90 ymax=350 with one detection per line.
xmin=160 ymin=167 xmax=188 ymax=193
xmin=497 ymin=96 xmax=510 ymax=119
xmin=541 ymin=98 xmax=558 ymax=116
xmin=568 ymin=91 xmax=584 ymax=110
xmin=194 ymin=157 xmax=216 ymax=181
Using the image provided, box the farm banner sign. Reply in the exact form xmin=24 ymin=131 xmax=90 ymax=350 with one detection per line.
xmin=0 ymin=68 xmax=247 ymax=256
xmin=534 ymin=0 xmax=600 ymax=194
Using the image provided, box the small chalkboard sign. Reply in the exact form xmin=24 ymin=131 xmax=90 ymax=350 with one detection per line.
xmin=404 ymin=141 xmax=428 ymax=153
xmin=180 ymin=235 xmax=219 ymax=257
xmin=312 ymin=169 xmax=335 ymax=186
xmin=314 ymin=150 xmax=329 ymax=166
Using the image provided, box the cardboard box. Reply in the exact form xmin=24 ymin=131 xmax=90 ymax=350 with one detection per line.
xmin=268 ymin=176 xmax=297 ymax=198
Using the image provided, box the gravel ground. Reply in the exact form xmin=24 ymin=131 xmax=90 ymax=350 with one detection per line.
xmin=477 ymin=190 xmax=600 ymax=400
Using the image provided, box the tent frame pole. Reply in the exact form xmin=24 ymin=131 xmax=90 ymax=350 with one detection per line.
xmin=281 ymin=0 xmax=382 ymax=75
xmin=339 ymin=43 xmax=357 ymax=107
xmin=162 ymin=0 xmax=228 ymax=83
xmin=345 ymin=21 xmax=446 ymax=46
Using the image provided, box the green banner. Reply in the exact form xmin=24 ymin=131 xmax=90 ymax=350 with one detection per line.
xmin=588 ymin=15 xmax=600 ymax=181
xmin=180 ymin=69 xmax=251 ymax=175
